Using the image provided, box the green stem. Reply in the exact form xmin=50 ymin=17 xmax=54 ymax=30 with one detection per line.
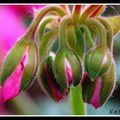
xmin=74 ymin=23 xmax=85 ymax=59
xmin=97 ymin=17 xmax=113 ymax=51
xmin=69 ymin=84 xmax=86 ymax=115
xmin=59 ymin=15 xmax=72 ymax=49
xmin=39 ymin=29 xmax=58 ymax=65
xmin=24 ymin=6 xmax=66 ymax=39
xmin=85 ymin=18 xmax=107 ymax=46
xmin=37 ymin=29 xmax=58 ymax=80
xmin=37 ymin=15 xmax=57 ymax=41
xmin=72 ymin=5 xmax=81 ymax=23
xmin=80 ymin=24 xmax=94 ymax=48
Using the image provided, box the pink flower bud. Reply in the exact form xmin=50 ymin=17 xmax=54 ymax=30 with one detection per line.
xmin=0 ymin=38 xmax=38 ymax=104
xmin=82 ymin=60 xmax=116 ymax=109
xmin=39 ymin=53 xmax=68 ymax=102
xmin=54 ymin=49 xmax=82 ymax=89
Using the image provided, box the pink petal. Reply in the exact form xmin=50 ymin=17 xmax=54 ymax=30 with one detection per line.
xmin=64 ymin=58 xmax=73 ymax=86
xmin=0 ymin=87 xmax=3 ymax=106
xmin=44 ymin=65 xmax=63 ymax=102
xmin=81 ymin=72 xmax=88 ymax=84
xmin=89 ymin=77 xmax=102 ymax=109
xmin=0 ymin=47 xmax=29 ymax=103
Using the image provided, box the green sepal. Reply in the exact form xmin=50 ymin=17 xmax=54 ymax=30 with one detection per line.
xmin=0 ymin=37 xmax=29 ymax=85
xmin=89 ymin=46 xmax=105 ymax=80
xmin=73 ymin=24 xmax=85 ymax=59
xmin=82 ymin=59 xmax=116 ymax=108
xmin=54 ymin=49 xmax=67 ymax=88
xmin=66 ymin=24 xmax=85 ymax=59
xmin=39 ymin=53 xmax=65 ymax=101
xmin=40 ymin=64 xmax=57 ymax=101
xmin=99 ymin=59 xmax=116 ymax=106
xmin=39 ymin=29 xmax=57 ymax=64
xmin=97 ymin=17 xmax=113 ymax=51
xmin=80 ymin=24 xmax=94 ymax=49
xmin=54 ymin=48 xmax=82 ymax=89
xmin=66 ymin=25 xmax=76 ymax=50
xmin=66 ymin=51 xmax=82 ymax=86
xmin=85 ymin=46 xmax=112 ymax=80
xmin=45 ymin=53 xmax=65 ymax=94
xmin=82 ymin=73 xmax=96 ymax=103
xmin=20 ymin=41 xmax=38 ymax=90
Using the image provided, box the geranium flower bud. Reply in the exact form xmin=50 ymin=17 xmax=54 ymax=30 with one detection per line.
xmin=0 ymin=37 xmax=38 ymax=103
xmin=54 ymin=48 xmax=82 ymax=89
xmin=84 ymin=46 xmax=112 ymax=80
xmin=82 ymin=60 xmax=116 ymax=109
xmin=39 ymin=52 xmax=68 ymax=102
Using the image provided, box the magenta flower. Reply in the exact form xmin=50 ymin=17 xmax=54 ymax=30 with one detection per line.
xmin=8 ymin=5 xmax=45 ymax=17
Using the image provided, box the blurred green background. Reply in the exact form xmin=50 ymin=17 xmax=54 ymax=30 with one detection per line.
xmin=0 ymin=5 xmax=120 ymax=115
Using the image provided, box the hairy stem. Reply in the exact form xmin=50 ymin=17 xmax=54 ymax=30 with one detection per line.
xmin=97 ymin=17 xmax=113 ymax=51
xmin=74 ymin=24 xmax=85 ymax=59
xmin=39 ymin=29 xmax=58 ymax=65
xmin=85 ymin=18 xmax=107 ymax=46
xmin=59 ymin=15 xmax=72 ymax=49
xmin=69 ymin=84 xmax=86 ymax=115
xmin=24 ymin=6 xmax=66 ymax=39
xmin=37 ymin=15 xmax=57 ymax=41
xmin=80 ymin=24 xmax=94 ymax=48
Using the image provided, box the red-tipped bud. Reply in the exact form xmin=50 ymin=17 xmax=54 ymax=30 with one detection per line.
xmin=0 ymin=37 xmax=38 ymax=103
xmin=82 ymin=60 xmax=116 ymax=109
xmin=54 ymin=48 xmax=82 ymax=89
xmin=39 ymin=52 xmax=68 ymax=102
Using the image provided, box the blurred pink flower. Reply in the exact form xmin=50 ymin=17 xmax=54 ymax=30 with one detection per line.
xmin=0 ymin=6 xmax=26 ymax=65
xmin=8 ymin=5 xmax=46 ymax=18
xmin=0 ymin=5 xmax=45 ymax=65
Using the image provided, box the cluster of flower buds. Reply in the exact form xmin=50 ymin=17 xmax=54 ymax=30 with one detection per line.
xmin=0 ymin=5 xmax=117 ymax=110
